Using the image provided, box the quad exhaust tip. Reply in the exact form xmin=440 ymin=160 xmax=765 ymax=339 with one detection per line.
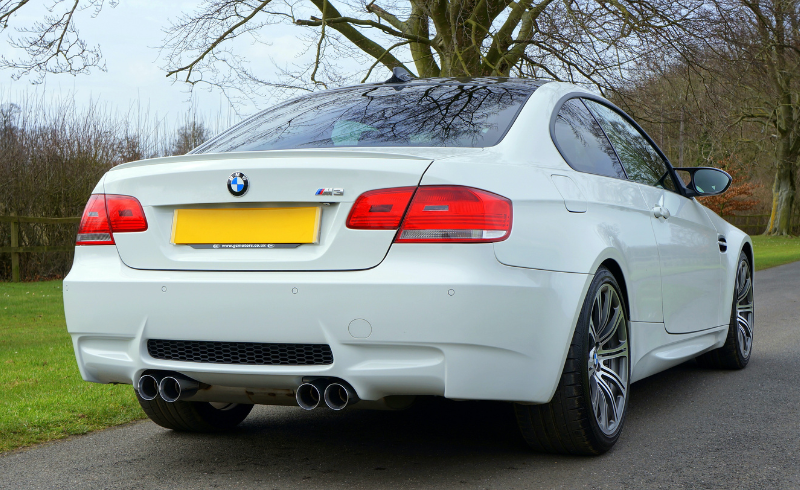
xmin=137 ymin=374 xmax=160 ymax=401
xmin=324 ymin=383 xmax=354 ymax=411
xmin=137 ymin=372 xmax=199 ymax=403
xmin=296 ymin=379 xmax=358 ymax=411
xmin=296 ymin=382 xmax=323 ymax=410
xmin=158 ymin=375 xmax=199 ymax=403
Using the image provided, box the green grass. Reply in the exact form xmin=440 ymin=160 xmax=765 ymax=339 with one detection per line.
xmin=0 ymin=236 xmax=798 ymax=453
xmin=0 ymin=281 xmax=145 ymax=453
xmin=751 ymin=235 xmax=800 ymax=271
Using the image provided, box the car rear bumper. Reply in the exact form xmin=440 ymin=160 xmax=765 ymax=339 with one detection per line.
xmin=63 ymin=244 xmax=591 ymax=404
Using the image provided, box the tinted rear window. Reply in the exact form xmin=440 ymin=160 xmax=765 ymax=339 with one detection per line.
xmin=553 ymin=98 xmax=626 ymax=179
xmin=192 ymin=83 xmax=538 ymax=153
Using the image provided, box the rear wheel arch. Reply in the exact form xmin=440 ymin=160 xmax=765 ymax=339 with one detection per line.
xmin=516 ymin=266 xmax=631 ymax=454
xmin=549 ymin=256 xmax=631 ymax=402
xmin=599 ymin=259 xmax=630 ymax=320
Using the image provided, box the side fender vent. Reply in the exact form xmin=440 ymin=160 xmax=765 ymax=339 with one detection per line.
xmin=718 ymin=235 xmax=727 ymax=253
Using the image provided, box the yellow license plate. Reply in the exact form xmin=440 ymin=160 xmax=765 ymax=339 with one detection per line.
xmin=171 ymin=207 xmax=321 ymax=244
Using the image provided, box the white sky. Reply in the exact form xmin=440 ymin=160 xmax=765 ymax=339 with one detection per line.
xmin=0 ymin=1 xmax=348 ymax=128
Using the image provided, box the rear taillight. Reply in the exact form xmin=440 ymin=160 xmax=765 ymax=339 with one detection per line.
xmin=347 ymin=185 xmax=512 ymax=243
xmin=76 ymin=195 xmax=114 ymax=245
xmin=105 ymin=195 xmax=148 ymax=233
xmin=346 ymin=187 xmax=416 ymax=229
xmin=76 ymin=194 xmax=147 ymax=245
xmin=396 ymin=186 xmax=512 ymax=243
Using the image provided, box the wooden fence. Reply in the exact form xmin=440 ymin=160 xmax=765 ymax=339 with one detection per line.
xmin=0 ymin=215 xmax=81 ymax=282
xmin=721 ymin=214 xmax=769 ymax=235
xmin=721 ymin=214 xmax=800 ymax=236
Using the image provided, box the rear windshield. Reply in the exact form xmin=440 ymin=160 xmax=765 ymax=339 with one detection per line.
xmin=192 ymin=83 xmax=538 ymax=153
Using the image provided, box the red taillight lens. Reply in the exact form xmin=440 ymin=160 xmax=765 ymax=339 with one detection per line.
xmin=76 ymin=194 xmax=147 ymax=245
xmin=395 ymin=186 xmax=512 ymax=243
xmin=346 ymin=187 xmax=416 ymax=229
xmin=105 ymin=195 xmax=148 ymax=233
xmin=76 ymin=195 xmax=114 ymax=245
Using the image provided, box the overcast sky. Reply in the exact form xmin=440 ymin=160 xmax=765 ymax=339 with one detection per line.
xmin=0 ymin=1 xmax=325 ymax=128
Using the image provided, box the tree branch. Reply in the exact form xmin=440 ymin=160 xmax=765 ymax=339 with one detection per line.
xmin=365 ymin=1 xmax=406 ymax=31
xmin=166 ymin=0 xmax=274 ymax=81
xmin=303 ymin=0 xmax=416 ymax=75
xmin=360 ymin=40 xmax=411 ymax=82
xmin=297 ymin=16 xmax=433 ymax=45
xmin=0 ymin=0 xmax=30 ymax=29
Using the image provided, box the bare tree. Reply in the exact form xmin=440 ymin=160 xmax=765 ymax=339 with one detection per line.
xmin=0 ymin=0 xmax=112 ymax=82
xmin=686 ymin=0 xmax=800 ymax=235
xmin=2 ymin=0 xmax=702 ymax=98
xmin=169 ymin=119 xmax=210 ymax=155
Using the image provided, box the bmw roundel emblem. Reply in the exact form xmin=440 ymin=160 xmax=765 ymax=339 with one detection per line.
xmin=227 ymin=172 xmax=249 ymax=197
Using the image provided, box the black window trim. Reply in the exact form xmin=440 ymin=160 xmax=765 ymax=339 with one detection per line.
xmin=549 ymin=92 xmax=688 ymax=197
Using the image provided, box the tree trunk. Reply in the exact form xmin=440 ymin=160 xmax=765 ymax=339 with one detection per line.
xmin=765 ymin=139 xmax=798 ymax=235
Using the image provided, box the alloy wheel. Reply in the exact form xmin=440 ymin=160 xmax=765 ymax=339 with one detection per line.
xmin=587 ymin=284 xmax=629 ymax=436
xmin=735 ymin=259 xmax=754 ymax=358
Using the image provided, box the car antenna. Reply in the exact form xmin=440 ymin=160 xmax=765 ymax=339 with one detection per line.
xmin=385 ymin=67 xmax=415 ymax=83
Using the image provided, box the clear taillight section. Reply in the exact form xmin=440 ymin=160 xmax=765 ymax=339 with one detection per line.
xmin=347 ymin=185 xmax=512 ymax=243
xmin=396 ymin=186 xmax=512 ymax=243
xmin=346 ymin=187 xmax=416 ymax=229
xmin=76 ymin=194 xmax=147 ymax=245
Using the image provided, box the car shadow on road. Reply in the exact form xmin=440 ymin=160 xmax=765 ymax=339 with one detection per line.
xmin=131 ymin=358 xmax=747 ymax=486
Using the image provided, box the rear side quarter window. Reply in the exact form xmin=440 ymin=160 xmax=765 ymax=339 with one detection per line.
xmin=552 ymin=98 xmax=627 ymax=180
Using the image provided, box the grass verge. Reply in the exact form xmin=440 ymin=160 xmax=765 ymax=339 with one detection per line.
xmin=0 ymin=236 xmax=798 ymax=453
xmin=751 ymin=235 xmax=800 ymax=271
xmin=0 ymin=280 xmax=145 ymax=453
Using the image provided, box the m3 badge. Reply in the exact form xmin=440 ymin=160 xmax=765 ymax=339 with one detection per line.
xmin=315 ymin=188 xmax=344 ymax=196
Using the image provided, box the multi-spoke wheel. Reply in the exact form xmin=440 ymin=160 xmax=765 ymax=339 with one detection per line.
xmin=735 ymin=258 xmax=754 ymax=358
xmin=697 ymin=251 xmax=754 ymax=369
xmin=588 ymin=283 xmax=629 ymax=436
xmin=515 ymin=267 xmax=630 ymax=455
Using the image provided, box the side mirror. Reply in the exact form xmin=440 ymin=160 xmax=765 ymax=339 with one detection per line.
xmin=673 ymin=167 xmax=732 ymax=198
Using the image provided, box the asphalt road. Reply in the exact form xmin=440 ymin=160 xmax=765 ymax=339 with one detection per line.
xmin=2 ymin=262 xmax=800 ymax=489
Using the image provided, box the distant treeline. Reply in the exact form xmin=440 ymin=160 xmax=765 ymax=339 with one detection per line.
xmin=612 ymin=56 xmax=800 ymax=226
xmin=0 ymin=95 xmax=228 ymax=281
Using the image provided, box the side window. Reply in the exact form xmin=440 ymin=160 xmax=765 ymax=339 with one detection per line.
xmin=583 ymin=99 xmax=676 ymax=191
xmin=552 ymin=98 xmax=627 ymax=179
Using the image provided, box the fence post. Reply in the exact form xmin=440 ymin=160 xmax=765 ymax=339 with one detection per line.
xmin=10 ymin=212 xmax=20 ymax=282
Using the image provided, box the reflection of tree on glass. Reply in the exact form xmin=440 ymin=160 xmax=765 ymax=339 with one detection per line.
xmin=583 ymin=100 xmax=675 ymax=190
xmin=553 ymin=98 xmax=626 ymax=179
xmin=193 ymin=82 xmax=542 ymax=154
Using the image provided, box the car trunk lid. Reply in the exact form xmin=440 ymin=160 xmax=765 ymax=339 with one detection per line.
xmin=102 ymin=150 xmax=439 ymax=271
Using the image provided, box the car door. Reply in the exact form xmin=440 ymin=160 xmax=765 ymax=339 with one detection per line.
xmin=583 ymin=99 xmax=723 ymax=334
xmin=550 ymin=97 xmax=664 ymax=323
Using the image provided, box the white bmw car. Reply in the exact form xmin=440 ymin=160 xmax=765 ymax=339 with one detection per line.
xmin=63 ymin=75 xmax=754 ymax=455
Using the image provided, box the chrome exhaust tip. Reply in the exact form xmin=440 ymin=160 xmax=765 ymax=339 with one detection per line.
xmin=137 ymin=374 xmax=160 ymax=401
xmin=296 ymin=382 xmax=323 ymax=410
xmin=158 ymin=375 xmax=199 ymax=403
xmin=324 ymin=382 xmax=356 ymax=411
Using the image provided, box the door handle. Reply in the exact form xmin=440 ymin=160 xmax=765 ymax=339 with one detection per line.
xmin=653 ymin=206 xmax=671 ymax=219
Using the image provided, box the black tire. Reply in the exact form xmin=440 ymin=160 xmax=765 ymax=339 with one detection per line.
xmin=515 ymin=267 xmax=630 ymax=455
xmin=136 ymin=390 xmax=253 ymax=432
xmin=696 ymin=251 xmax=753 ymax=370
